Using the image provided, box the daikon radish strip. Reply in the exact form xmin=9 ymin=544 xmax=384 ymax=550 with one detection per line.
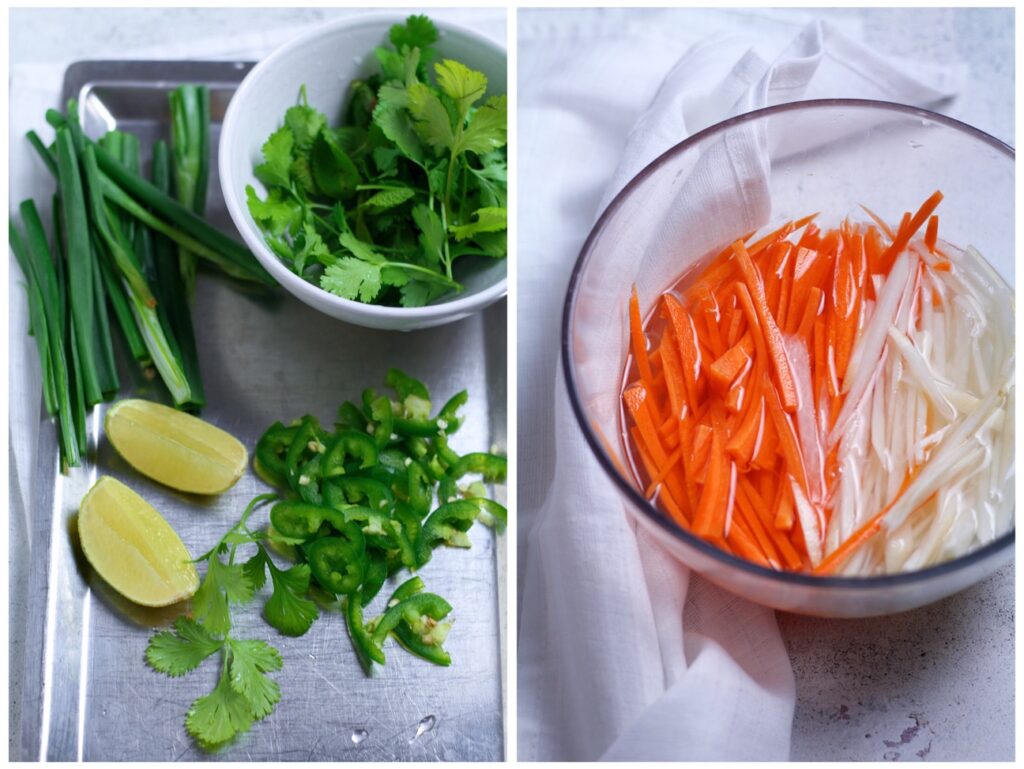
xmin=887 ymin=326 xmax=957 ymax=421
xmin=790 ymin=477 xmax=823 ymax=566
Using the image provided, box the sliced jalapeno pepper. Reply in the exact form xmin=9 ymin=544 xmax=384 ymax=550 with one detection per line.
xmin=296 ymin=453 xmax=324 ymax=504
xmin=326 ymin=476 xmax=394 ymax=511
xmin=285 ymin=416 xmax=328 ymax=493
xmin=451 ymin=452 xmax=507 ymax=483
xmin=360 ymin=549 xmax=389 ymax=605
xmin=416 ymin=500 xmax=479 ymax=565
xmin=437 ymin=389 xmax=468 ymax=435
xmin=394 ymin=623 xmax=452 ymax=666
xmin=335 ymin=400 xmax=368 ymax=431
xmin=387 ymin=520 xmax=418 ymax=569
xmin=387 ymin=576 xmax=425 ymax=605
xmin=344 ymin=592 xmax=385 ymax=670
xmin=323 ymin=429 xmax=378 ymax=477
xmin=386 ymin=368 xmax=430 ymax=402
xmin=406 ymin=461 xmax=433 ymax=517
xmin=307 ymin=523 xmax=366 ymax=595
xmin=370 ymin=591 xmax=452 ymax=649
xmin=433 ymin=433 xmax=462 ymax=469
xmin=254 ymin=422 xmax=299 ymax=488
xmin=475 ymin=498 xmax=508 ymax=531
xmin=269 ymin=500 xmax=347 ymax=542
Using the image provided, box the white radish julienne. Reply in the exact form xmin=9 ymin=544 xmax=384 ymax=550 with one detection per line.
xmin=826 ymin=237 xmax=1014 ymax=575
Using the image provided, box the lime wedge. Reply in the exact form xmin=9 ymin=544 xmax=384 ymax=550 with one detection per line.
xmin=78 ymin=476 xmax=200 ymax=607
xmin=105 ymin=399 xmax=247 ymax=495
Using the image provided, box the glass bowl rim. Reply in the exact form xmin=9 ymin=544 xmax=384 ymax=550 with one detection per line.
xmin=561 ymin=97 xmax=1015 ymax=589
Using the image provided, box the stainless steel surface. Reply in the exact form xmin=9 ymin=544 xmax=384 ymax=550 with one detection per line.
xmin=14 ymin=61 xmax=506 ymax=762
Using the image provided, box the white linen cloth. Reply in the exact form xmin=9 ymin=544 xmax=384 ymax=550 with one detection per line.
xmin=517 ymin=10 xmax=962 ymax=761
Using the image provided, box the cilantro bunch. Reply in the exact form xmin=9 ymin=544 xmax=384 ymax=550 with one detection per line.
xmin=246 ymin=15 xmax=508 ymax=307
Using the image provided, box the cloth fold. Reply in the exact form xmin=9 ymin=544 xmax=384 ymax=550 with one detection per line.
xmin=518 ymin=16 xmax=960 ymax=761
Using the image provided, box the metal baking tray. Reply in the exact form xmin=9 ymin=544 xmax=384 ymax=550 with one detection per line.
xmin=12 ymin=60 xmax=507 ymax=761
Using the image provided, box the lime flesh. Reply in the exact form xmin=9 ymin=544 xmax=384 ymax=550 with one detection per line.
xmin=78 ymin=476 xmax=200 ymax=607
xmin=105 ymin=399 xmax=247 ymax=495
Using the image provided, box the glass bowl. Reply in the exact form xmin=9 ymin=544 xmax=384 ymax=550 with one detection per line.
xmin=562 ymin=99 xmax=1014 ymax=618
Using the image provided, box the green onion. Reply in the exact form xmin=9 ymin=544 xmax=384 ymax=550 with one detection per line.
xmin=153 ymin=140 xmax=205 ymax=408
xmin=169 ymin=85 xmax=210 ymax=298
xmin=55 ymin=129 xmax=103 ymax=407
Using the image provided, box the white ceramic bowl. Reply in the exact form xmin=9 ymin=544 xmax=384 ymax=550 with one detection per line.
xmin=220 ymin=14 xmax=507 ymax=331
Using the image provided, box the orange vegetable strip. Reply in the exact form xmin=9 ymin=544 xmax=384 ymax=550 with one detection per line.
xmin=658 ymin=332 xmax=687 ymax=422
xmin=663 ymin=294 xmax=703 ymax=408
xmin=726 ymin=394 xmax=765 ymax=469
xmin=875 ymin=191 xmax=943 ymax=274
xmin=645 ymin=445 xmax=683 ymax=497
xmin=693 ymin=429 xmax=729 ymax=538
xmin=775 ymin=243 xmax=795 ymax=330
xmin=731 ymin=257 xmax=799 ymax=412
xmin=924 ymin=214 xmax=939 ymax=252
xmin=772 ymin=479 xmax=795 ymax=531
xmin=764 ymin=374 xmax=808 ymax=490
xmin=932 ymin=261 xmax=951 ymax=272
xmin=732 ymin=484 xmax=782 ymax=569
xmin=658 ymin=489 xmax=691 ymax=529
xmin=623 ymin=384 xmax=668 ymax=466
xmin=795 ymin=286 xmax=824 ymax=341
xmin=708 ymin=333 xmax=753 ymax=392
xmin=736 ymin=477 xmax=802 ymax=570
xmin=727 ymin=517 xmax=774 ymax=568
xmin=629 ymin=286 xmax=655 ymax=388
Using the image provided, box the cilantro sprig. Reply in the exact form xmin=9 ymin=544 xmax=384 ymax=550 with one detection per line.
xmin=145 ymin=494 xmax=307 ymax=750
xmin=245 ymin=14 xmax=507 ymax=307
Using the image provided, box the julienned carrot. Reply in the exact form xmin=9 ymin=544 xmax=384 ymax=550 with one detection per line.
xmin=732 ymin=241 xmax=799 ymax=412
xmin=629 ymin=286 xmax=655 ymax=389
xmin=622 ymin=193 xmax=949 ymax=574
xmin=924 ymin=215 xmax=939 ymax=253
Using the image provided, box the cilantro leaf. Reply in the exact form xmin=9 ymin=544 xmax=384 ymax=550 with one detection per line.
xmin=293 ymin=222 xmax=333 ymax=274
xmin=407 ymin=83 xmax=454 ymax=152
xmin=389 ymin=15 xmax=438 ymax=52
xmin=186 ymin=669 xmax=254 ymax=750
xmin=193 ymin=557 xmax=254 ymax=636
xmin=455 ymin=95 xmax=507 ymax=156
xmin=263 ymin=561 xmax=319 ymax=637
xmin=321 ymin=258 xmax=382 ymax=303
xmin=146 ymin=617 xmax=223 ymax=677
xmin=373 ymin=103 xmax=424 ymax=166
xmin=338 ymin=231 xmax=386 ymax=265
xmin=362 ymin=186 xmax=415 ymax=211
xmin=434 ymin=59 xmax=488 ymax=117
xmin=227 ymin=638 xmax=283 ymax=719
xmin=242 ymin=549 xmax=268 ymax=593
xmin=254 ymin=127 xmax=294 ymax=188
xmin=284 ymin=88 xmax=327 ymax=151
xmin=412 ymin=204 xmax=445 ymax=268
xmin=246 ymin=185 xmax=302 ymax=236
xmin=450 ymin=206 xmax=507 ymax=240
xmin=311 ymin=130 xmax=361 ymax=199
xmin=374 ymin=46 xmax=406 ymax=82
xmin=400 ymin=280 xmax=446 ymax=308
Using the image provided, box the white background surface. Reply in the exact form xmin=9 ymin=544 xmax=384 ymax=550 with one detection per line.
xmin=7 ymin=5 xmax=1015 ymax=763
xmin=517 ymin=6 xmax=1013 ymax=762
